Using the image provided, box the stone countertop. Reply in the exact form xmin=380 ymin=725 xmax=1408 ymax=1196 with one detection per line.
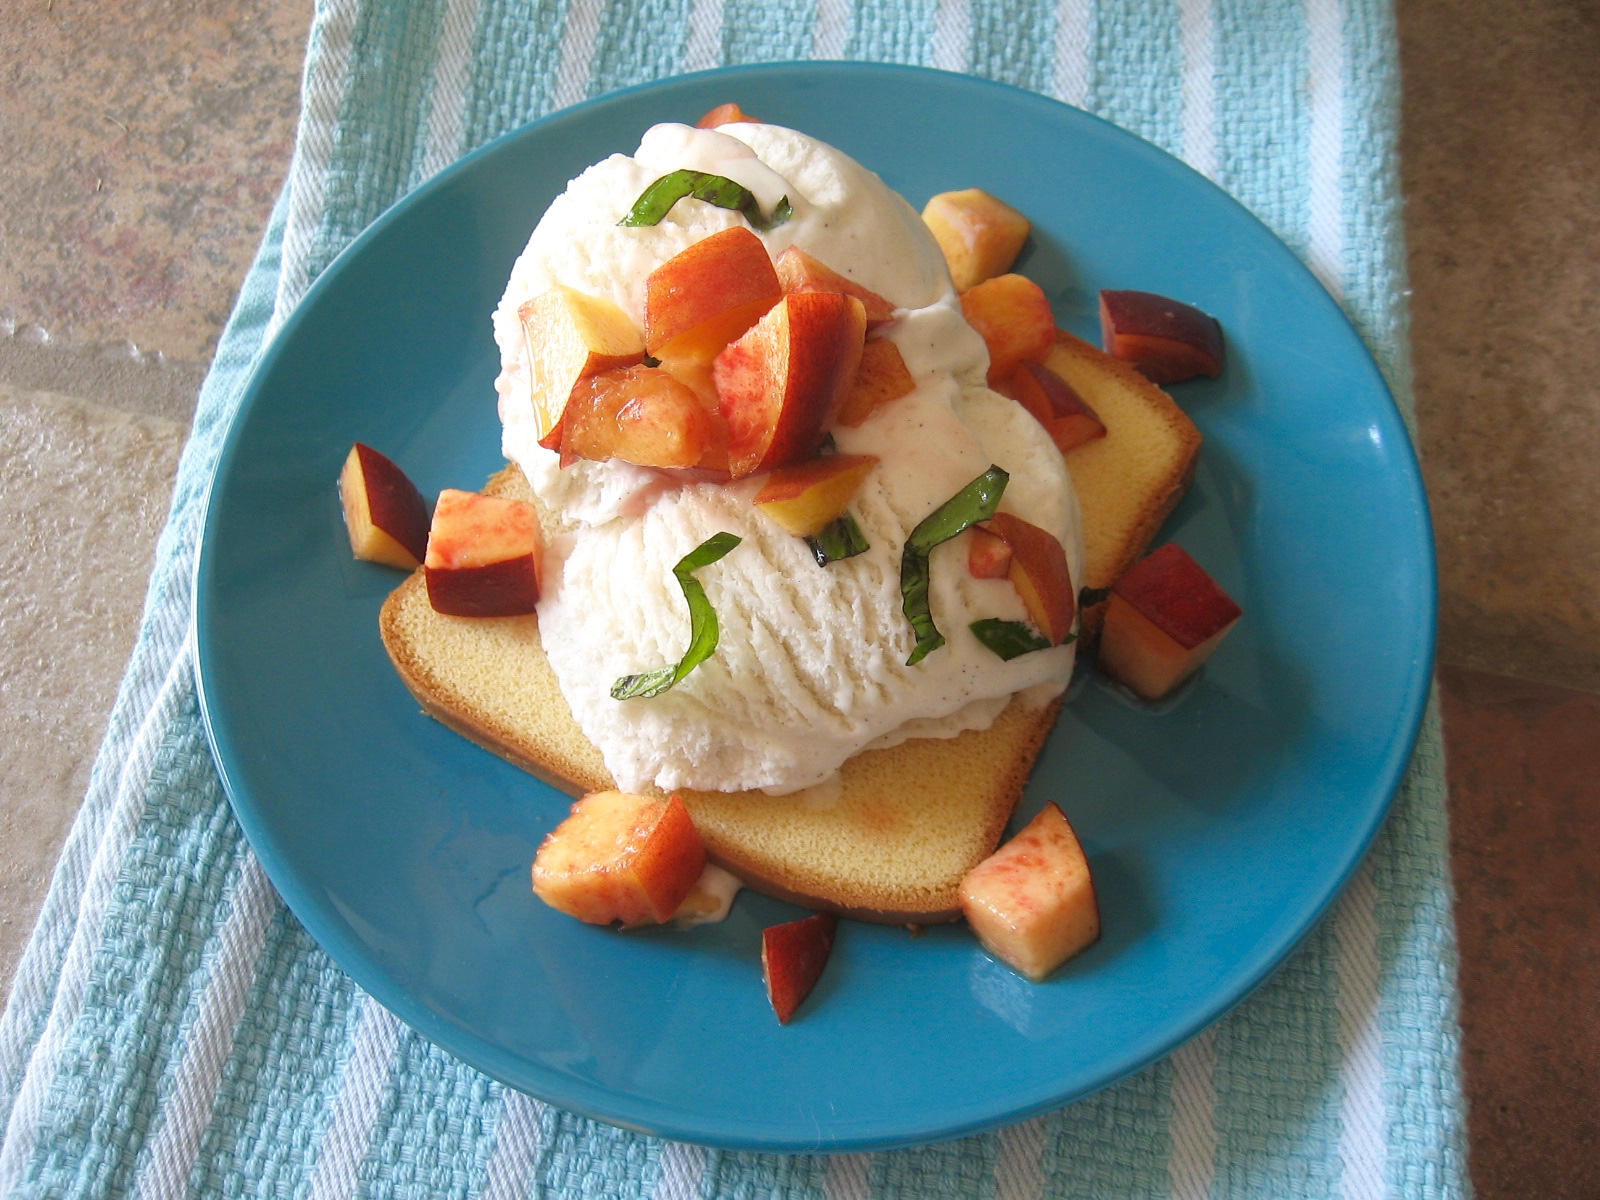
xmin=1 ymin=2 xmax=1595 ymax=1194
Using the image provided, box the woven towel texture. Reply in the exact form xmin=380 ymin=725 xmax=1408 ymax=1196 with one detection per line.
xmin=0 ymin=1 xmax=1467 ymax=1197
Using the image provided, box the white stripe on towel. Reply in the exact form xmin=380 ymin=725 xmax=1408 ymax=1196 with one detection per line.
xmin=930 ymin=0 xmax=971 ymax=72
xmin=1305 ymin=0 xmax=1346 ymax=296
xmin=550 ymin=0 xmax=604 ymax=113
xmin=303 ymin=999 xmax=401 ymax=1200
xmin=994 ymin=1115 xmax=1048 ymax=1200
xmin=652 ymin=1140 xmax=707 ymax=1200
xmin=683 ymin=0 xmax=723 ymax=73
xmin=1179 ymin=0 xmax=1218 ymax=179
xmin=811 ymin=0 xmax=851 ymax=60
xmin=417 ymin=0 xmax=483 ymax=182
xmin=132 ymin=856 xmax=280 ymax=1200
xmin=1052 ymin=0 xmax=1092 ymax=107
xmin=1336 ymin=861 xmax=1386 ymax=1199
xmin=825 ymin=1152 xmax=871 ymax=1200
xmin=479 ymin=1088 xmax=547 ymax=1200
xmin=270 ymin=0 xmax=359 ymax=336
xmin=0 ymin=645 xmax=195 ymax=1193
xmin=1167 ymin=1027 xmax=1218 ymax=1200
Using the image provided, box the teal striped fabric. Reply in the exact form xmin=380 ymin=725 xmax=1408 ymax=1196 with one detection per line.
xmin=0 ymin=2 xmax=1467 ymax=1196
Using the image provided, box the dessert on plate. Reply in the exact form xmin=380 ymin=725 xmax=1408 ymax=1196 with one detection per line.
xmin=374 ymin=112 xmax=1206 ymax=932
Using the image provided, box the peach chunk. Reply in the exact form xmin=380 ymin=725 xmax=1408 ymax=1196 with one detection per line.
xmin=424 ymin=488 xmax=543 ymax=617
xmin=985 ymin=511 xmax=1076 ymax=645
xmin=695 ymin=102 xmax=760 ymax=127
xmin=1098 ymin=542 xmax=1241 ymax=700
xmin=339 ymin=442 xmax=430 ymax=569
xmin=960 ymin=273 xmax=1056 ymax=386
xmin=1099 ymin=289 xmax=1225 ymax=384
xmin=1008 ymin=360 xmax=1107 ymax=455
xmin=959 ymin=802 xmax=1099 ymax=981
xmin=774 ymin=246 xmax=896 ymax=327
xmin=836 ymin=337 xmax=916 ymax=427
xmin=519 ymin=286 xmax=646 ymax=447
xmin=559 ymin=364 xmax=711 ymax=470
xmin=762 ymin=912 xmax=838 ymax=1024
xmin=644 ymin=226 xmax=783 ymax=362
xmin=753 ymin=453 xmax=879 ymax=537
xmin=966 ymin=526 xmax=1013 ymax=580
xmin=533 ymin=791 xmax=707 ymax=926
xmin=921 ymin=189 xmax=1031 ymax=292
xmin=713 ymin=291 xmax=867 ymax=478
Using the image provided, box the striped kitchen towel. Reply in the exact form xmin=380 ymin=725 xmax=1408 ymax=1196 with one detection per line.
xmin=0 ymin=1 xmax=1468 ymax=1197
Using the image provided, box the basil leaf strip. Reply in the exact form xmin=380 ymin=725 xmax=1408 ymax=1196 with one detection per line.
xmin=900 ymin=466 xmax=1010 ymax=665
xmin=620 ymin=169 xmax=793 ymax=232
xmin=611 ymin=532 xmax=742 ymax=700
xmin=806 ymin=512 xmax=870 ymax=566
xmin=970 ymin=618 xmax=1075 ymax=661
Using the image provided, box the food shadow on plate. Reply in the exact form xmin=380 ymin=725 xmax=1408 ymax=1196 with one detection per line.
xmin=1067 ymin=430 xmax=1313 ymax=824
xmin=1011 ymin=228 xmax=1089 ymax=330
xmin=1071 ymin=658 xmax=1308 ymax=826
xmin=500 ymin=897 xmax=797 ymax=1077
xmin=964 ymin=844 xmax=1154 ymax=1039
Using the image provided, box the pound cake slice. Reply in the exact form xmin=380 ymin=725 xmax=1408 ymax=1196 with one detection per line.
xmin=382 ymin=464 xmax=1058 ymax=924
xmin=379 ymin=331 xmax=1199 ymax=924
xmin=1044 ymin=329 xmax=1203 ymax=639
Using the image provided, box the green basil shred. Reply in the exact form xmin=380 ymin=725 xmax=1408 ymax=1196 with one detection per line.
xmin=620 ymin=170 xmax=793 ymax=232
xmin=970 ymin=618 xmax=1074 ymax=661
xmin=806 ymin=513 xmax=870 ymax=566
xmin=611 ymin=532 xmax=742 ymax=700
xmin=900 ymin=466 xmax=1009 ymax=665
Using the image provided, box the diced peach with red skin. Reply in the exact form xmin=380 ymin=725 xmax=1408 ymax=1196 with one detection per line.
xmin=532 ymin=791 xmax=707 ymax=926
xmin=762 ymin=912 xmax=838 ymax=1024
xmin=984 ymin=511 xmax=1075 ymax=645
xmin=966 ymin=526 xmax=1013 ymax=580
xmin=518 ymin=286 xmax=646 ymax=448
xmin=959 ymin=802 xmax=1099 ymax=981
xmin=836 ymin=337 xmax=916 ymax=427
xmin=713 ymin=291 xmax=867 ymax=478
xmin=921 ymin=189 xmax=1031 ymax=292
xmin=1008 ymin=360 xmax=1107 ymax=455
xmin=753 ymin=453 xmax=879 ymax=537
xmin=695 ymin=102 xmax=759 ymax=127
xmin=424 ymin=489 xmax=543 ymax=617
xmin=1099 ymin=290 xmax=1225 ymax=384
xmin=558 ymin=364 xmax=712 ymax=470
xmin=1098 ymin=543 xmax=1241 ymax=700
xmin=996 ymin=366 xmax=1052 ymax=426
xmin=774 ymin=246 xmax=896 ymax=327
xmin=644 ymin=226 xmax=783 ymax=361
xmin=338 ymin=442 xmax=430 ymax=569
xmin=959 ymin=274 xmax=1056 ymax=386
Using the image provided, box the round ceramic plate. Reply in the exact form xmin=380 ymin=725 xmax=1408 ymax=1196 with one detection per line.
xmin=194 ymin=62 xmax=1435 ymax=1153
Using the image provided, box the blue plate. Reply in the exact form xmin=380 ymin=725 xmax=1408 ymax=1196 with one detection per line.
xmin=194 ymin=63 xmax=1435 ymax=1152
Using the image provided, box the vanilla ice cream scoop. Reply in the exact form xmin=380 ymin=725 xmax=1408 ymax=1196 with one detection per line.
xmin=494 ymin=121 xmax=1083 ymax=794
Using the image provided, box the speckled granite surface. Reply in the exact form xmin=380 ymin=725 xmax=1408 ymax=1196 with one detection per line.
xmin=1 ymin=0 xmax=304 ymax=368
xmin=0 ymin=0 xmax=308 ymax=979
xmin=0 ymin=383 xmax=189 ymax=981
xmin=0 ymin=1 xmax=1593 ymax=1194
